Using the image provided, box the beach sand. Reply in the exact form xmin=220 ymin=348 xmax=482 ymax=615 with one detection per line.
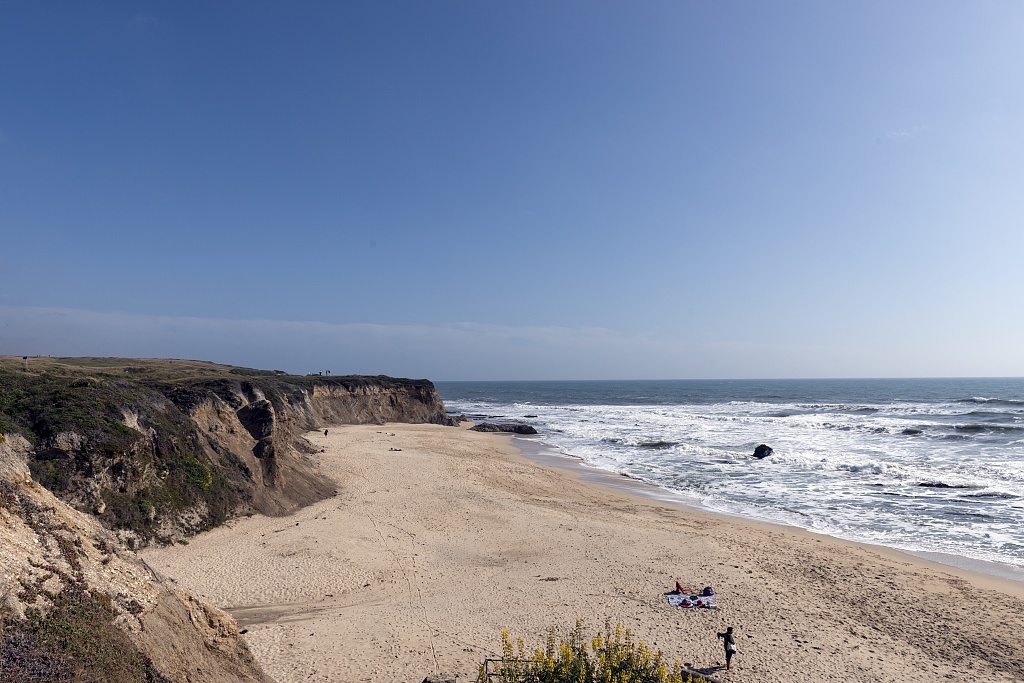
xmin=141 ymin=424 xmax=1024 ymax=682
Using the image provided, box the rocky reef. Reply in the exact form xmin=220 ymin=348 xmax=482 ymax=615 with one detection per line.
xmin=468 ymin=422 xmax=538 ymax=435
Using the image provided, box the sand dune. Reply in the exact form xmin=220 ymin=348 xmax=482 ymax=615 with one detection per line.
xmin=142 ymin=423 xmax=1024 ymax=682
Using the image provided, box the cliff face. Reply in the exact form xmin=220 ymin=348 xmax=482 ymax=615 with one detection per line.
xmin=0 ymin=358 xmax=459 ymax=682
xmin=181 ymin=375 xmax=457 ymax=518
xmin=0 ymin=359 xmax=457 ymax=547
xmin=0 ymin=433 xmax=273 ymax=683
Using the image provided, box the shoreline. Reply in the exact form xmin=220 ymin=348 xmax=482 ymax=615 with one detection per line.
xmin=141 ymin=423 xmax=1024 ymax=683
xmin=509 ymin=434 xmax=1024 ymax=587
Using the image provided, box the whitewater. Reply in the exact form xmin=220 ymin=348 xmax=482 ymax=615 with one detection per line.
xmin=437 ymin=378 xmax=1024 ymax=572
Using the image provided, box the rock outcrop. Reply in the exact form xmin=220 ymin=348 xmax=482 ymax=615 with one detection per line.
xmin=752 ymin=444 xmax=774 ymax=459
xmin=469 ymin=422 xmax=539 ymax=435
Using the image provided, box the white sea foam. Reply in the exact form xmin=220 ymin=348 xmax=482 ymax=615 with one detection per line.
xmin=444 ymin=381 xmax=1024 ymax=568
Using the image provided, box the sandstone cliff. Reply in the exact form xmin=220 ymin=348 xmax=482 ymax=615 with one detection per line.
xmin=0 ymin=357 xmax=459 ymax=682
xmin=0 ymin=357 xmax=457 ymax=547
xmin=0 ymin=432 xmax=273 ymax=682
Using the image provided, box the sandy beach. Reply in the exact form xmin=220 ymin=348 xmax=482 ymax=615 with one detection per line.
xmin=141 ymin=423 xmax=1024 ymax=682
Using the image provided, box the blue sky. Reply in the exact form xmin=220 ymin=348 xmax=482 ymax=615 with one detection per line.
xmin=2 ymin=2 xmax=1022 ymax=379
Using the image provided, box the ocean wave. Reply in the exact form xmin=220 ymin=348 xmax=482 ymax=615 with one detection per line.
xmin=947 ymin=510 xmax=998 ymax=521
xmin=917 ymin=481 xmax=979 ymax=489
xmin=598 ymin=436 xmax=679 ymax=450
xmin=796 ymin=403 xmax=880 ymax=413
xmin=954 ymin=423 xmax=1023 ymax=434
xmin=834 ymin=462 xmax=886 ymax=475
xmin=960 ymin=396 xmax=1024 ymax=406
xmin=820 ymin=421 xmax=892 ymax=435
xmin=964 ymin=409 xmax=1024 ymax=420
xmin=962 ymin=491 xmax=1019 ymax=501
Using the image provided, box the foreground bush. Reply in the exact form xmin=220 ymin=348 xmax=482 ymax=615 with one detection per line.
xmin=1 ymin=586 xmax=168 ymax=683
xmin=481 ymin=620 xmax=705 ymax=683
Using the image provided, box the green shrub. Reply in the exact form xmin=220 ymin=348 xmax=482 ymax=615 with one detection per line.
xmin=1 ymin=587 xmax=167 ymax=683
xmin=482 ymin=620 xmax=704 ymax=683
xmin=183 ymin=457 xmax=212 ymax=489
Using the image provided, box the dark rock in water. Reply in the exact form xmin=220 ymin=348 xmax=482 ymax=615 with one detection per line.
xmin=639 ymin=440 xmax=676 ymax=449
xmin=902 ymin=428 xmax=923 ymax=435
xmin=523 ymin=414 xmax=539 ymax=418
xmin=752 ymin=444 xmax=774 ymax=459
xmin=918 ymin=481 xmax=970 ymax=489
xmin=469 ymin=422 xmax=538 ymax=435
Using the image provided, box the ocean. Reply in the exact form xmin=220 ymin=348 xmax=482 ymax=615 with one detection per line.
xmin=435 ymin=378 xmax=1024 ymax=573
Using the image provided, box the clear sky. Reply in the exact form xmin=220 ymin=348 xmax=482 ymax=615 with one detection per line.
xmin=2 ymin=2 xmax=1022 ymax=380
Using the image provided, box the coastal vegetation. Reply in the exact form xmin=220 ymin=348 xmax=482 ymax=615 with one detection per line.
xmin=0 ymin=362 xmax=247 ymax=544
xmin=482 ymin=620 xmax=707 ymax=683
xmin=0 ymin=480 xmax=167 ymax=683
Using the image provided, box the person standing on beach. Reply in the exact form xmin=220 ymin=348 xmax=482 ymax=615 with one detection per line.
xmin=717 ymin=626 xmax=737 ymax=670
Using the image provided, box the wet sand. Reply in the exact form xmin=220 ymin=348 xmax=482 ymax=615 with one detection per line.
xmin=142 ymin=423 xmax=1024 ymax=682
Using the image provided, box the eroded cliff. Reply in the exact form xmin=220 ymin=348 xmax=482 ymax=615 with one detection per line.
xmin=0 ymin=357 xmax=456 ymax=547
xmin=0 ymin=357 xmax=458 ymax=682
xmin=0 ymin=432 xmax=273 ymax=683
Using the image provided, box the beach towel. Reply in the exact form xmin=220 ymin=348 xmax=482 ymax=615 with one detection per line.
xmin=666 ymin=592 xmax=717 ymax=609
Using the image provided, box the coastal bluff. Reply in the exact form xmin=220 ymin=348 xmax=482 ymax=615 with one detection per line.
xmin=0 ymin=356 xmax=456 ymax=548
xmin=1 ymin=431 xmax=273 ymax=682
xmin=0 ymin=356 xmax=458 ymax=681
